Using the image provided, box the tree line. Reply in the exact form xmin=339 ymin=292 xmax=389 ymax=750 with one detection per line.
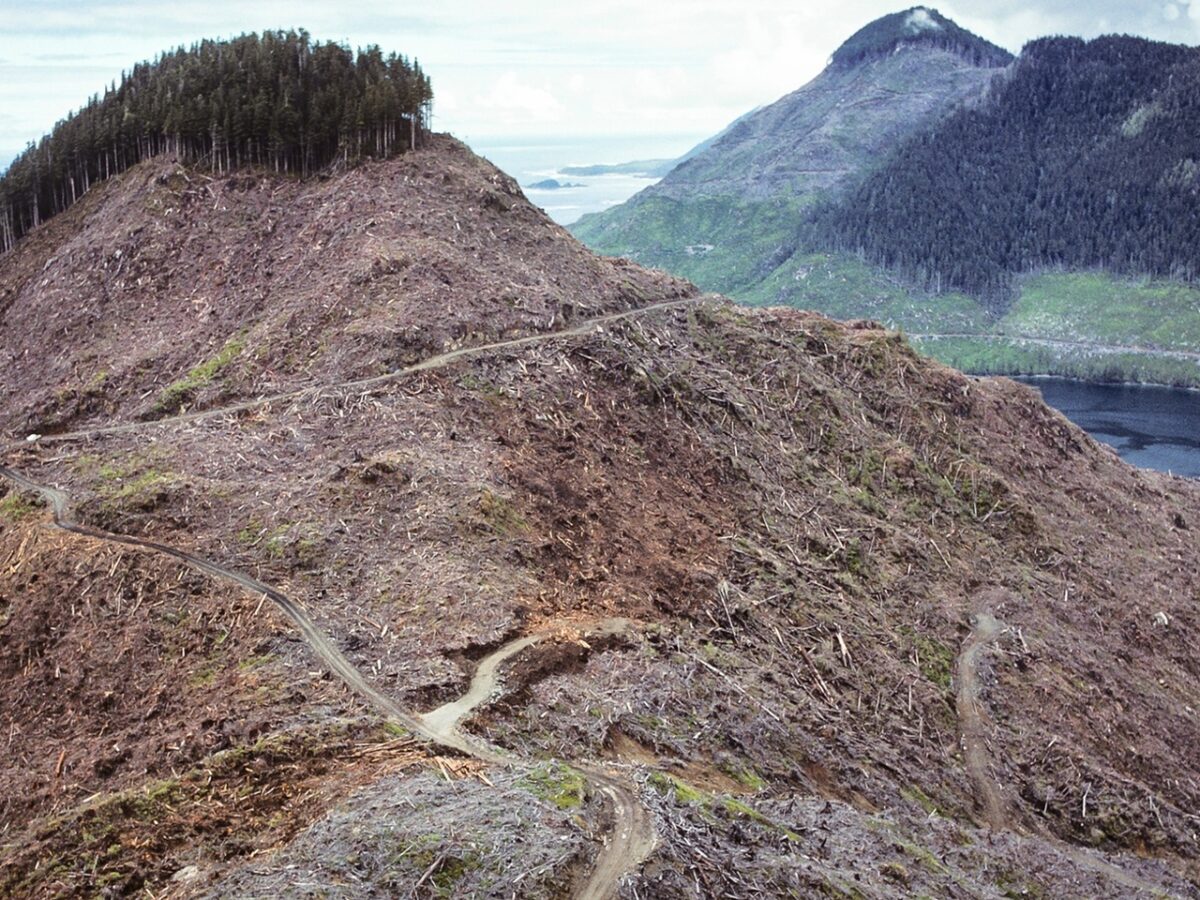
xmin=806 ymin=36 xmax=1200 ymax=309
xmin=0 ymin=30 xmax=433 ymax=254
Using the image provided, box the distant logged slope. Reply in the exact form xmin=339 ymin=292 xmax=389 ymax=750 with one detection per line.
xmin=2 ymin=116 xmax=1200 ymax=896
xmin=571 ymin=7 xmax=1010 ymax=294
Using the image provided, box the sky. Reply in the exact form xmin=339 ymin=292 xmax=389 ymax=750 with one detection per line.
xmin=2 ymin=0 xmax=1199 ymax=168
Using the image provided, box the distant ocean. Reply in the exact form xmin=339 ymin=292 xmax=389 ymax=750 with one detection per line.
xmin=466 ymin=134 xmax=705 ymax=226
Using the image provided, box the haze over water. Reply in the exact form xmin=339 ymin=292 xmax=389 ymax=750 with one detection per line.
xmin=470 ymin=135 xmax=704 ymax=225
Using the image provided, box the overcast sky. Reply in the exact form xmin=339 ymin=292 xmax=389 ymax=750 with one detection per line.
xmin=2 ymin=0 xmax=1198 ymax=167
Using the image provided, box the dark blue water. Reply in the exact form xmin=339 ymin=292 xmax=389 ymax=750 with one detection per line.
xmin=1016 ymin=377 xmax=1200 ymax=478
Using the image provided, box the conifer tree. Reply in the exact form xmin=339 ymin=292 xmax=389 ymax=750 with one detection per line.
xmin=0 ymin=30 xmax=434 ymax=254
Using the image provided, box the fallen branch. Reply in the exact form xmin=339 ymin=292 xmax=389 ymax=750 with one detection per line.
xmin=688 ymin=653 xmax=782 ymax=723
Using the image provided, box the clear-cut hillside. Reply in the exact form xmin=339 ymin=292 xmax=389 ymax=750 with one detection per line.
xmin=1 ymin=130 xmax=1199 ymax=899
xmin=0 ymin=136 xmax=693 ymax=438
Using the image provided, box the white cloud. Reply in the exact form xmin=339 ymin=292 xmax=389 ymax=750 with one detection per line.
xmin=1164 ymin=4 xmax=1180 ymax=22
xmin=476 ymin=71 xmax=564 ymax=125
xmin=3 ymin=0 xmax=1200 ymax=157
xmin=906 ymin=9 xmax=943 ymax=32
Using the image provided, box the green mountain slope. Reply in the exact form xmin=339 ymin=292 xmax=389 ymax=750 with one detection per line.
xmin=571 ymin=7 xmax=1009 ymax=296
xmin=573 ymin=11 xmax=1200 ymax=387
xmin=810 ymin=36 xmax=1200 ymax=299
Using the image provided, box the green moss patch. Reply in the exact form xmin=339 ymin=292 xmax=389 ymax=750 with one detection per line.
xmin=0 ymin=491 xmax=43 ymax=522
xmin=519 ymin=762 xmax=586 ymax=810
xmin=151 ymin=332 xmax=247 ymax=416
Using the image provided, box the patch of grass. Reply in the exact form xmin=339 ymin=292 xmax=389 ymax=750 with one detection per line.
xmin=995 ymin=865 xmax=1048 ymax=899
xmin=904 ymin=271 xmax=1200 ymax=387
xmin=431 ymin=853 xmax=480 ymax=895
xmin=240 ymin=520 xmax=320 ymax=565
xmin=573 ymin=193 xmax=814 ymax=297
xmin=264 ymin=524 xmax=291 ymax=559
xmin=1005 ymin=271 xmax=1200 ymax=352
xmin=237 ymin=653 xmax=276 ymax=671
xmin=0 ymin=492 xmax=43 ymax=522
xmin=400 ymin=838 xmax=482 ymax=898
xmin=477 ymin=488 xmax=529 ymax=536
xmin=381 ymin=721 xmax=409 ymax=738
xmin=188 ymin=662 xmax=219 ymax=688
xmin=910 ymin=632 xmax=954 ymax=691
xmin=103 ymin=468 xmax=173 ymax=502
xmin=900 ymin=785 xmax=942 ymax=816
xmin=151 ymin=332 xmax=247 ymax=415
xmin=746 ymin=251 xmax=992 ymax=335
xmin=84 ymin=369 xmax=109 ymax=393
xmin=901 ymin=838 xmax=949 ymax=875
xmin=77 ymin=449 xmax=179 ymax=515
xmin=720 ymin=761 xmax=766 ymax=791
xmin=519 ymin=762 xmax=586 ymax=810
xmin=648 ymin=771 xmax=707 ymax=805
xmin=457 ymin=373 xmax=506 ymax=399
xmin=649 ymin=772 xmax=802 ymax=840
xmin=912 ymin=334 xmax=1200 ymax=387
xmin=236 ymin=519 xmax=264 ymax=545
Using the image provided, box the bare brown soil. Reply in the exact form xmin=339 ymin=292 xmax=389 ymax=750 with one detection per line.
xmin=2 ymin=142 xmax=1200 ymax=897
xmin=0 ymin=518 xmax=349 ymax=830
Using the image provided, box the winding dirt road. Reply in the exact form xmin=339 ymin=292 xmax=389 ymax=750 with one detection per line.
xmin=415 ymin=620 xmax=656 ymax=900
xmin=29 ymin=296 xmax=704 ymax=445
xmin=1 ymin=297 xmax=701 ymax=894
xmin=0 ymin=297 xmax=703 ymax=894
xmin=954 ymin=607 xmax=1181 ymax=897
xmin=955 ymin=611 xmax=1009 ymax=830
xmin=0 ymin=464 xmax=654 ymax=896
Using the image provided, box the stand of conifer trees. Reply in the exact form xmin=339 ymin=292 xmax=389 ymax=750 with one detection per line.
xmin=805 ymin=36 xmax=1200 ymax=308
xmin=0 ymin=30 xmax=433 ymax=254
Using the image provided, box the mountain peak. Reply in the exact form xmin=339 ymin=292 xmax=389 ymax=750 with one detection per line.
xmin=830 ymin=6 xmax=1013 ymax=69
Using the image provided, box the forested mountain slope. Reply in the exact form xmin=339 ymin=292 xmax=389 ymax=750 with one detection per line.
xmin=571 ymin=8 xmax=1009 ymax=295
xmin=574 ymin=14 xmax=1200 ymax=386
xmin=808 ymin=35 xmax=1200 ymax=301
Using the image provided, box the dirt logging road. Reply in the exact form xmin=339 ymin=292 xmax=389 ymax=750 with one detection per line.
xmin=0 ymin=298 xmax=705 ymax=897
xmin=952 ymin=602 xmax=1183 ymax=898
xmin=5 ymin=287 xmax=1184 ymax=896
xmin=29 ymin=296 xmax=705 ymax=446
xmin=955 ymin=610 xmax=1009 ymax=830
xmin=0 ymin=463 xmax=654 ymax=897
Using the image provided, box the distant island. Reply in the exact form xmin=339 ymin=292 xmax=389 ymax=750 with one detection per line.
xmin=560 ymin=159 xmax=675 ymax=177
xmin=559 ymin=114 xmax=758 ymax=181
xmin=525 ymin=178 xmax=585 ymax=190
